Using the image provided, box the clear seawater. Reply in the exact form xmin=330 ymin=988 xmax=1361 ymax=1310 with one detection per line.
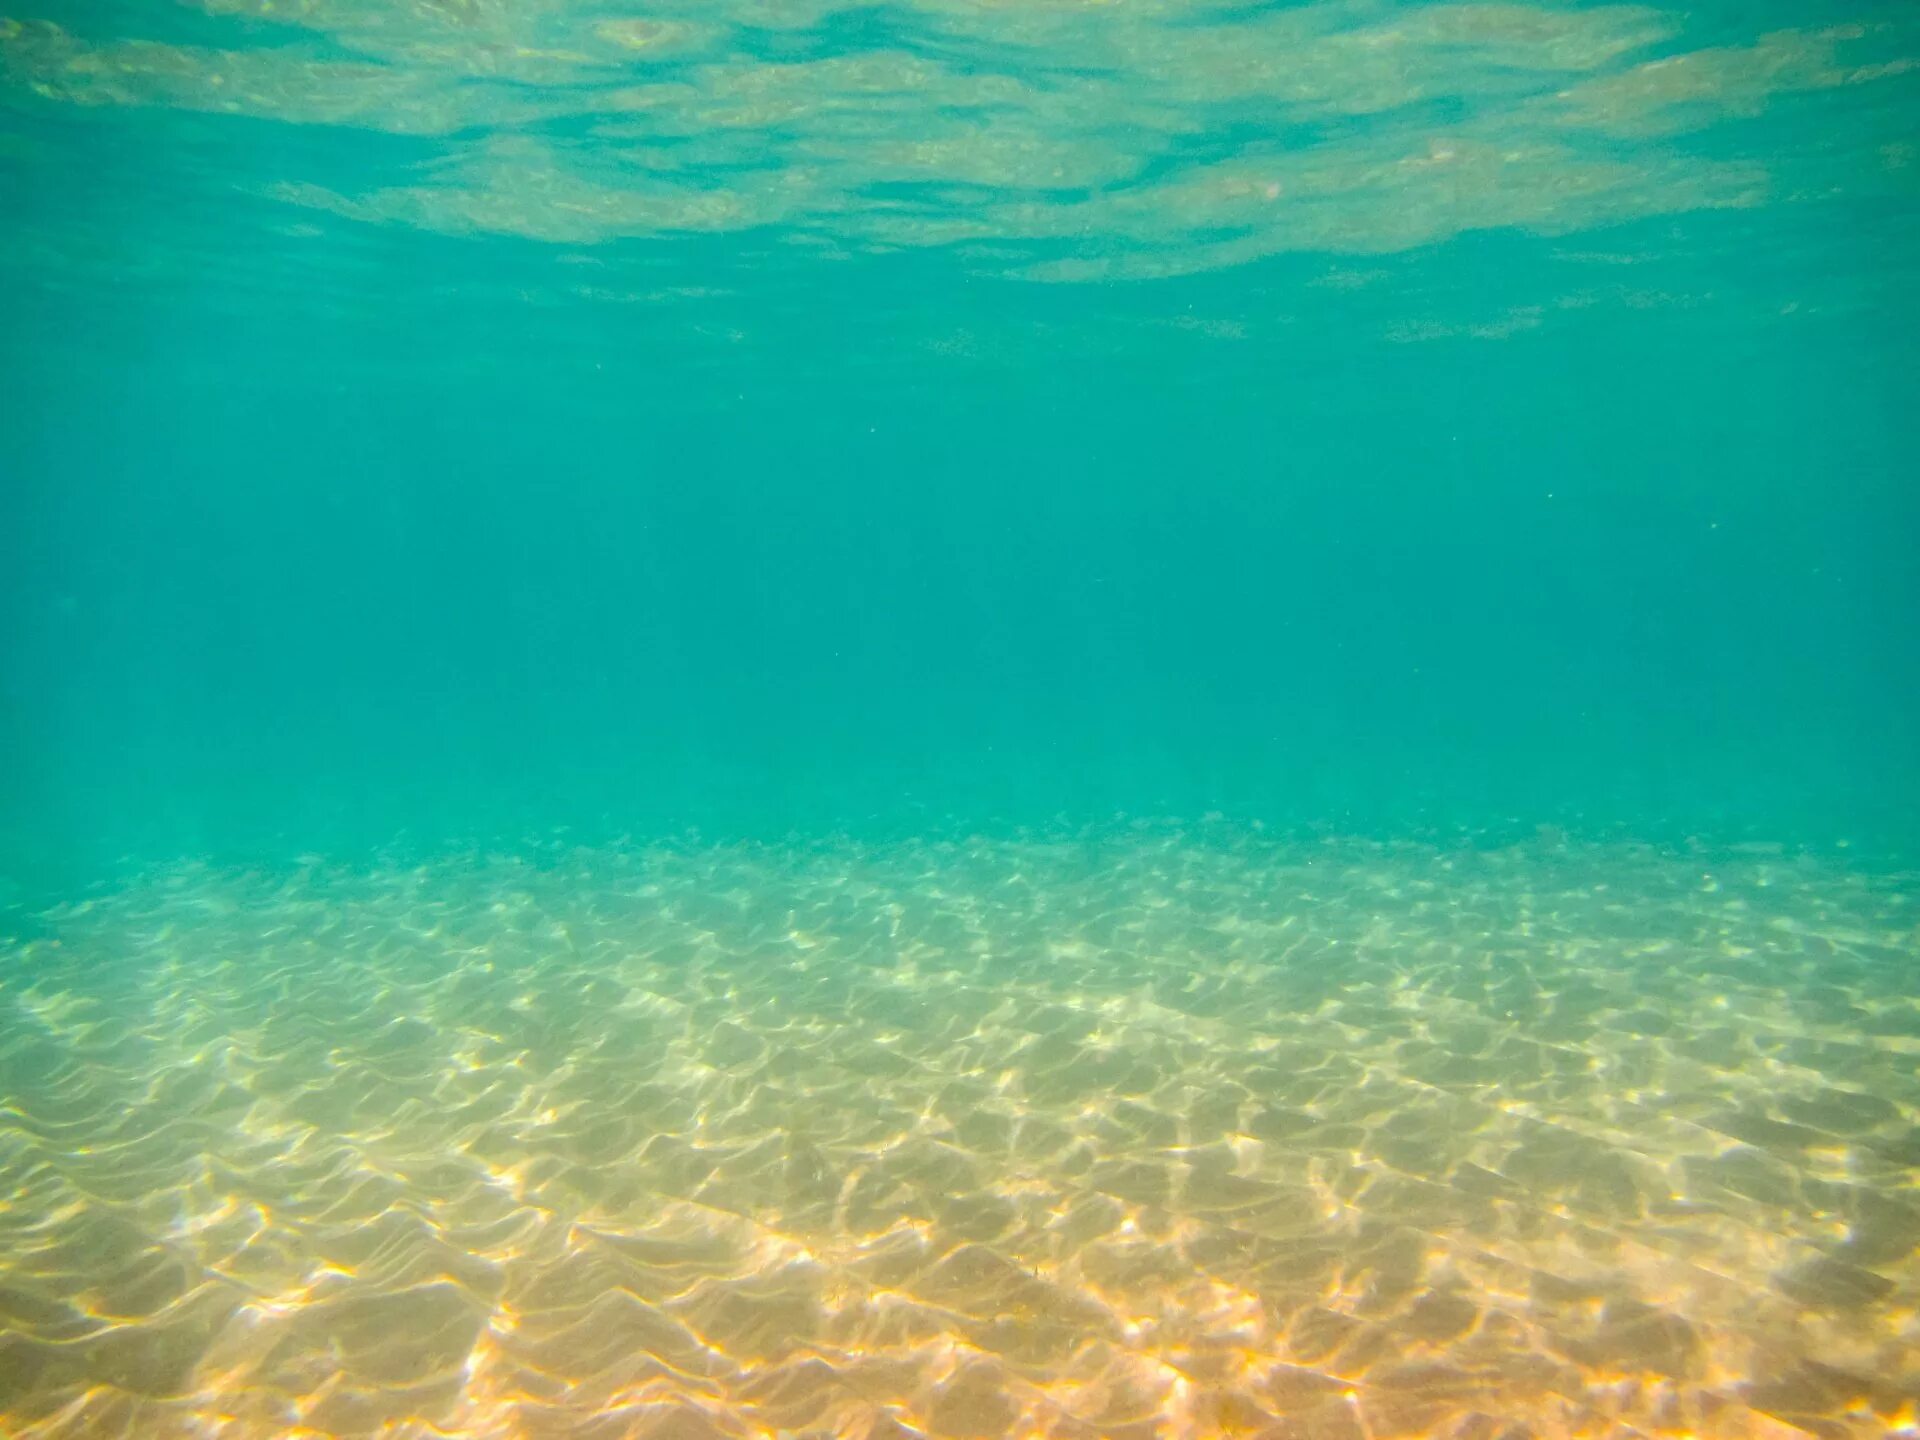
xmin=1 ymin=2 xmax=1917 ymax=1436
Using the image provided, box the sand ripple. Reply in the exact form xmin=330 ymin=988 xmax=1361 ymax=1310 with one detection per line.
xmin=0 ymin=829 xmax=1915 ymax=1437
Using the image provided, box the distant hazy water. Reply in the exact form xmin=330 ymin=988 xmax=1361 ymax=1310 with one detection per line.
xmin=2 ymin=0 xmax=1918 ymax=886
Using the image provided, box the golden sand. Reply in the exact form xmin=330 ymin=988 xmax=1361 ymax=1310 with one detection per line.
xmin=0 ymin=829 xmax=1915 ymax=1438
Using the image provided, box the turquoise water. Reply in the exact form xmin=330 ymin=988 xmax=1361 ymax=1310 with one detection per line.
xmin=4 ymin=0 xmax=1918 ymax=887
xmin=3 ymin=6 xmax=1920 ymax=1438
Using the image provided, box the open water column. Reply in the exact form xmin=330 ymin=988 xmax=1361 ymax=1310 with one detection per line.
xmin=2 ymin=1 xmax=1918 ymax=1436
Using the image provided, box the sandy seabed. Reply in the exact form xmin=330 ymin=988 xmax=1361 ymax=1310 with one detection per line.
xmin=0 ymin=827 xmax=1915 ymax=1440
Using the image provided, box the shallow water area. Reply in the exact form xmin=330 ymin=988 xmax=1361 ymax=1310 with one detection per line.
xmin=1 ymin=828 xmax=1915 ymax=1439
xmin=4 ymin=0 xmax=1919 ymax=1431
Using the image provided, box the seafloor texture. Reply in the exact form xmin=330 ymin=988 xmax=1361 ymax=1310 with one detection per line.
xmin=0 ymin=830 xmax=1916 ymax=1440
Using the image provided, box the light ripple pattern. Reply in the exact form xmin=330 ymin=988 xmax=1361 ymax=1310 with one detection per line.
xmin=0 ymin=829 xmax=1916 ymax=1438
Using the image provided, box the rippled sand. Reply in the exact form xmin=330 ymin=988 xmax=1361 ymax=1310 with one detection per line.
xmin=1 ymin=828 xmax=1916 ymax=1439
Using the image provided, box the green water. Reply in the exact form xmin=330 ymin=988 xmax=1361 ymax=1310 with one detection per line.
xmin=3 ymin=8 xmax=1920 ymax=1435
xmin=2 ymin=0 xmax=1917 ymax=892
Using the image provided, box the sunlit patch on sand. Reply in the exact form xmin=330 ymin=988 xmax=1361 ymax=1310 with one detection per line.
xmin=0 ymin=827 xmax=1915 ymax=1436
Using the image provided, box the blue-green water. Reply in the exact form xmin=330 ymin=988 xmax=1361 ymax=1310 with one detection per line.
xmin=4 ymin=8 xmax=1920 ymax=1436
xmin=4 ymin=1 xmax=1919 ymax=890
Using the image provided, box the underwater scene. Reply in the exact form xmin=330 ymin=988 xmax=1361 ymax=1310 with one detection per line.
xmin=2 ymin=0 xmax=1918 ymax=1436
